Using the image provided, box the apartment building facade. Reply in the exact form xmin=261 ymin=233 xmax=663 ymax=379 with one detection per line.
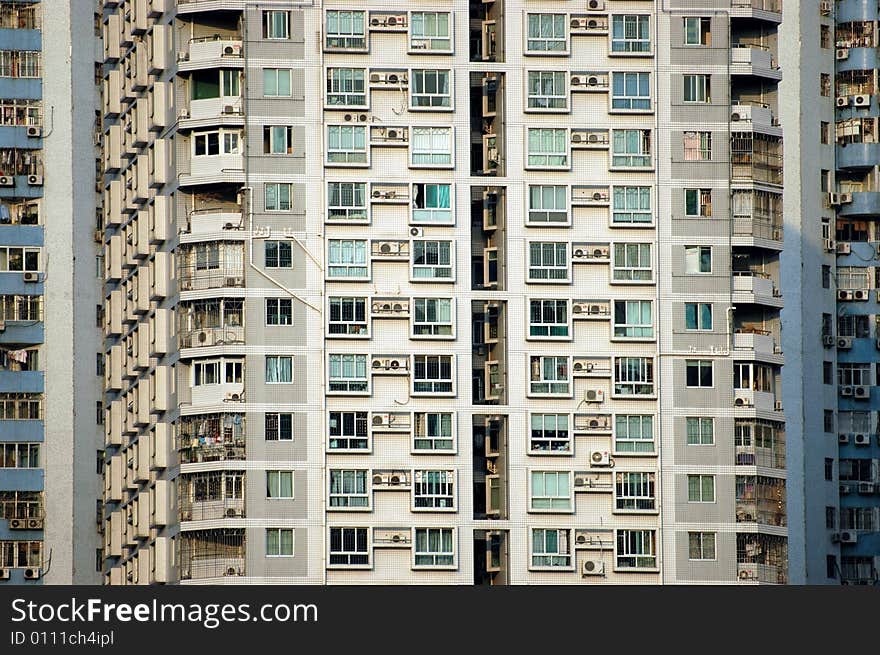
xmin=0 ymin=0 xmax=103 ymax=585
xmin=99 ymin=0 xmax=788 ymax=585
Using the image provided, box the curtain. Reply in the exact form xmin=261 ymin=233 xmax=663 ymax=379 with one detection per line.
xmin=266 ymin=356 xmax=291 ymax=383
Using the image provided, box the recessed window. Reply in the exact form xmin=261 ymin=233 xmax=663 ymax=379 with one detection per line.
xmin=612 ymin=72 xmax=651 ymax=110
xmin=687 ymin=474 xmax=716 ymax=502
xmin=266 ymin=528 xmax=294 ymax=557
xmin=614 ymin=357 xmax=654 ymax=396
xmin=325 ymin=10 xmax=366 ymax=50
xmin=527 ymin=71 xmax=568 ymax=110
xmin=413 ymin=470 xmax=455 ymax=510
xmin=529 ymin=355 xmax=570 ymax=396
xmin=612 ymin=186 xmax=651 ymax=224
xmin=327 ymin=182 xmax=367 ymax=222
xmin=612 ymin=129 xmax=651 ymax=167
xmin=327 ymin=239 xmax=368 ymax=279
xmin=266 ymin=471 xmax=294 ymax=499
xmin=526 ymin=14 xmax=567 ymax=53
xmin=263 ymin=10 xmax=290 ymax=39
xmin=329 ymin=469 xmax=369 ymax=508
xmin=411 ymin=240 xmax=454 ymax=281
xmin=328 ymin=297 xmax=368 ymax=336
xmin=685 ymin=188 xmax=712 ymax=217
xmin=531 ymin=528 xmax=571 ymax=569
xmin=688 ymin=532 xmax=716 ymax=560
xmin=683 ymin=131 xmax=711 ymax=160
xmin=615 ymin=472 xmax=656 ymax=511
xmin=412 ymin=298 xmax=454 ymax=337
xmin=612 ymin=243 xmax=652 ymax=282
xmin=527 ymin=242 xmax=569 ymax=282
xmin=328 ymin=354 xmax=369 ymax=393
xmin=530 ymin=471 xmax=572 ymax=512
xmin=264 ymin=241 xmax=292 ymax=268
xmin=686 ymin=360 xmax=714 ymax=388
xmin=413 ymin=412 xmax=454 ymax=451
xmin=611 ymin=15 xmax=651 ymax=53
xmin=685 ymin=245 xmax=712 ymax=274
xmin=326 ymin=125 xmax=367 ymax=164
xmin=265 ymin=412 xmax=293 ymax=441
xmin=527 ymin=185 xmax=568 ymax=224
xmin=263 ymin=68 xmax=292 ymax=97
xmin=530 ymin=413 xmax=571 ymax=454
xmin=412 ymin=183 xmax=452 ymax=223
xmin=410 ymin=69 xmax=452 ymax=109
xmin=410 ymin=127 xmax=452 ymax=167
xmin=683 ymin=74 xmax=711 ymax=102
xmin=265 ymin=355 xmax=293 ymax=383
xmin=683 ymin=17 xmax=711 ymax=46
xmin=615 ymin=415 xmax=654 ymax=453
xmin=529 ymin=299 xmax=569 ymax=338
xmin=613 ymin=300 xmax=653 ymax=339
xmin=685 ymin=302 xmax=712 ymax=331
xmin=326 ymin=68 xmax=367 ymax=108
xmin=412 ymin=355 xmax=454 ymax=394
xmin=686 ymin=417 xmax=715 ymax=445
xmin=616 ymin=529 xmax=656 ymax=569
xmin=413 ymin=528 xmax=455 ymax=567
xmin=527 ymin=128 xmax=568 ymax=168
xmin=329 ymin=528 xmax=369 ymax=567
xmin=266 ymin=298 xmax=293 ymax=326
xmin=264 ymin=183 xmax=292 ymax=211
xmin=410 ymin=12 xmax=452 ymax=52
xmin=328 ymin=411 xmax=368 ymax=451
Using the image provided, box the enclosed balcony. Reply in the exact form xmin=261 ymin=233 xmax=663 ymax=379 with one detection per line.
xmin=0 ymin=294 xmax=42 ymax=346
xmin=735 ymin=475 xmax=786 ymax=527
xmin=0 ymin=347 xmax=42 ymax=394
xmin=736 ymin=533 xmax=787 ymax=584
xmin=182 ymin=69 xmax=243 ymax=128
xmin=731 ymin=132 xmax=783 ymax=186
xmin=179 ymin=470 xmax=245 ymax=522
xmin=178 ymin=242 xmax=245 ymax=292
xmin=0 ymin=490 xmax=43 ymax=524
xmin=730 ymin=102 xmax=779 ymax=133
xmin=188 ymin=356 xmax=244 ymax=406
xmin=735 ymin=419 xmax=785 ymax=469
xmin=178 ymin=413 xmax=245 ymax=464
xmin=732 ymin=271 xmax=783 ymax=307
xmin=179 ymin=528 xmax=245 ymax=581
xmin=732 ymin=188 xmax=783 ymax=249
xmin=179 ymin=298 xmax=244 ymax=349
xmin=179 ymin=35 xmax=243 ymax=72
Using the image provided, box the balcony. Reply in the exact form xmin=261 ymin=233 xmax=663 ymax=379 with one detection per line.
xmin=735 ymin=475 xmax=786 ymax=527
xmin=184 ymin=153 xmax=244 ymax=184
xmin=836 ymin=191 xmax=880 ymax=218
xmin=732 ymin=217 xmax=783 ymax=250
xmin=730 ymin=103 xmax=779 ymax=134
xmin=183 ymin=96 xmax=244 ymax=130
xmin=734 ymin=388 xmax=780 ymax=414
xmin=736 ymin=533 xmax=787 ymax=584
xmin=0 ymin=492 xmax=43 ymax=523
xmin=0 ymin=370 xmax=43 ymax=394
xmin=178 ymin=265 xmax=245 ymax=293
xmin=730 ymin=45 xmax=782 ymax=80
xmin=732 ymin=271 xmax=783 ymax=308
xmin=179 ymin=528 xmax=245 ymax=582
xmin=184 ymin=207 xmax=244 ymax=235
xmin=731 ymin=134 xmax=783 ymax=186
xmin=730 ymin=0 xmax=782 ymax=22
xmin=180 ymin=324 xmax=245 ymax=350
xmin=179 ymin=36 xmax=243 ymax=72
xmin=733 ymin=328 xmax=783 ymax=364
xmin=836 ymin=141 xmax=880 ymax=171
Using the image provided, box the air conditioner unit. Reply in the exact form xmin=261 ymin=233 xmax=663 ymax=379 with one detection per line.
xmin=837 ymin=336 xmax=853 ymax=349
xmin=9 ymin=518 xmax=25 ymax=529
xmin=221 ymin=105 xmax=236 ymax=115
xmin=224 ymin=392 xmax=242 ymax=402
xmin=590 ymin=450 xmax=611 ymax=467
xmin=372 ymin=471 xmax=406 ymax=486
xmin=836 ymin=242 xmax=851 ymax=255
xmin=372 ymin=357 xmax=405 ymax=371
xmin=838 ymin=290 xmax=854 ymax=301
xmin=225 ymin=276 xmax=244 ymax=287
xmin=222 ymin=44 xmax=242 ymax=57
xmin=582 ymin=559 xmax=605 ymax=576
xmin=831 ymin=533 xmax=841 ymax=543
xmin=27 ymin=175 xmax=42 ymax=186
xmin=854 ymin=289 xmax=869 ymax=301
xmin=22 ymin=272 xmax=38 ymax=283
xmin=375 ymin=241 xmax=402 ymax=256
xmin=585 ymin=389 xmax=605 ymax=403
xmin=854 ymin=385 xmax=870 ymax=399
xmin=0 ymin=175 xmax=12 ymax=187
xmin=854 ymin=433 xmax=870 ymax=446
xmin=836 ymin=96 xmax=850 ymax=108
xmin=875 ymin=337 xmax=880 ymax=349
xmin=822 ymin=335 xmax=835 ymax=347
xmin=195 ymin=330 xmax=214 ymax=346
xmin=836 ymin=48 xmax=849 ymax=60
xmin=840 ymin=531 xmax=857 ymax=544
xmin=824 ymin=239 xmax=836 ymax=252
xmin=371 ymin=15 xmax=407 ymax=28
xmin=23 ymin=568 xmax=41 ymax=580
xmin=819 ymin=0 xmax=832 ymax=14
xmin=573 ymin=360 xmax=595 ymax=373
xmin=27 ymin=518 xmax=43 ymax=530
xmin=853 ymin=94 xmax=870 ymax=107
xmin=838 ymin=433 xmax=850 ymax=444
xmin=26 ymin=126 xmax=42 ymax=138
xmin=0 ymin=569 xmax=9 ymax=580
xmin=839 ymin=193 xmax=853 ymax=203
xmin=840 ymin=386 xmax=854 ymax=396
xmin=409 ymin=227 xmax=424 ymax=238
xmin=859 ymin=482 xmax=875 ymax=493
xmin=343 ymin=113 xmax=368 ymax=123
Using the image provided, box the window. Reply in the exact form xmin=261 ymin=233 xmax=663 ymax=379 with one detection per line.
xmin=263 ymin=10 xmax=289 ymax=39
xmin=327 ymin=239 xmax=368 ymax=279
xmin=530 ymin=471 xmax=572 ymax=511
xmin=410 ymin=12 xmax=452 ymax=52
xmin=411 ymin=70 xmax=452 ymax=109
xmin=613 ymin=300 xmax=653 ymax=338
xmin=326 ymin=68 xmax=366 ymax=107
xmin=0 ymin=395 xmax=41 ymax=421
xmin=414 ymin=528 xmax=455 ymax=567
xmin=825 ymin=458 xmax=834 ymax=481
xmin=527 ymin=242 xmax=569 ymax=282
xmin=266 ymin=528 xmax=294 ymax=557
xmin=614 ymin=357 xmax=654 ymax=396
xmin=193 ymin=360 xmax=220 ymax=386
xmin=615 ymin=415 xmax=654 ymax=453
xmin=686 ymin=417 xmax=715 ymax=445
xmin=526 ymin=14 xmax=567 ymax=53
xmin=612 ymin=186 xmax=652 ymax=224
xmin=527 ymin=185 xmax=568 ymax=224
xmin=264 ymin=183 xmax=292 ymax=211
xmin=686 ymin=360 xmax=714 ymax=388
xmin=837 ymin=363 xmax=871 ymax=386
xmin=190 ymin=69 xmax=240 ymax=100
xmin=412 ymin=183 xmax=452 ymax=223
xmin=0 ymin=247 xmax=39 ymax=272
xmin=411 ymin=127 xmax=452 ymax=166
xmin=328 ymin=354 xmax=369 ymax=393
xmin=413 ymin=470 xmax=455 ymax=510
xmin=263 ymin=68 xmax=292 ymax=97
xmin=820 ymin=73 xmax=831 ymax=97
xmin=328 ymin=411 xmax=368 ymax=451
xmin=530 ymin=414 xmax=571 ymax=453
xmin=612 ymin=72 xmax=651 ymax=110
xmin=265 ymin=413 xmax=293 ymax=441
xmin=685 ymin=245 xmax=712 ymax=274
xmin=531 ymin=528 xmax=571 ymax=568
xmin=192 ymin=130 xmax=239 ymax=156
xmin=266 ymin=471 xmax=294 ymax=499
xmin=527 ymin=71 xmax=568 ymax=110
xmin=327 ymin=182 xmax=367 ymax=222
xmin=683 ymin=131 xmax=712 ymax=160
xmin=412 ymin=355 xmax=454 ymax=394
xmin=325 ymin=10 xmax=367 ymax=50
xmin=527 ymin=128 xmax=568 ymax=168
xmin=326 ymin=125 xmax=367 ymax=164
xmin=412 ymin=298 xmax=453 ymax=337
xmin=611 ymin=15 xmax=651 ymax=53
xmin=823 ymin=361 xmax=833 ymax=385
xmin=328 ymin=297 xmax=368 ymax=336
xmin=689 ymin=532 xmax=716 ymax=560
xmin=612 ymin=129 xmax=651 ymax=167
xmin=329 ymin=528 xmax=369 ymax=567
xmin=612 ymin=243 xmax=652 ymax=282
xmin=820 ymin=24 xmax=831 ymax=49
xmin=0 ymin=443 xmax=39 ymax=468
xmin=824 ymin=411 xmax=834 ymax=434
xmin=529 ymin=299 xmax=569 ymax=338
xmin=529 ymin=355 xmax=570 ymax=396
xmin=684 ymin=17 xmax=711 ymax=46
xmin=683 ymin=74 xmax=711 ymax=103
xmin=615 ymin=472 xmax=656 ymax=511
xmin=412 ymin=241 xmax=454 ymax=280
xmin=820 ymin=121 xmax=829 ymax=144
xmin=687 ymin=474 xmax=716 ymax=502
xmin=685 ymin=302 xmax=712 ymax=331
xmin=414 ymin=412 xmax=454 ymax=451
xmin=616 ymin=530 xmax=656 ymax=569
xmin=329 ymin=469 xmax=369 ymax=508
xmin=265 ymin=356 xmax=293 ymax=384
xmin=821 ymin=265 xmax=830 ymax=288
xmin=685 ymin=188 xmax=712 ymax=216
xmin=266 ymin=298 xmax=293 ymax=326
xmin=826 ymin=506 xmax=836 ymax=530
xmin=264 ymin=241 xmax=292 ymax=268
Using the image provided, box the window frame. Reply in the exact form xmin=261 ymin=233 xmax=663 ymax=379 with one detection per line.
xmin=530 ymin=527 xmax=573 ymax=570
xmin=325 ymin=124 xmax=369 ymax=167
xmin=527 ymin=298 xmax=571 ymax=340
xmin=612 ymin=299 xmax=654 ymax=340
xmin=265 ymin=355 xmax=293 ymax=384
xmin=265 ymin=528 xmax=295 ymax=557
xmin=529 ymin=470 xmax=573 ymax=513
xmin=685 ymin=245 xmax=713 ymax=274
xmin=263 ymin=68 xmax=292 ymax=98
xmin=529 ymin=413 xmax=572 ymax=455
xmin=328 ymin=468 xmax=371 ymax=510
xmin=328 ymin=410 xmax=370 ymax=452
xmin=264 ymin=412 xmax=293 ymax=441
xmin=265 ymin=297 xmax=293 ymax=327
xmin=613 ymin=356 xmax=655 ymax=397
xmin=611 ymin=128 xmax=652 ymax=168
xmin=526 ymin=184 xmax=570 ymax=226
xmin=411 ymin=354 xmax=455 ymax=396
xmin=687 ymin=474 xmax=716 ymax=503
xmin=688 ymin=532 xmax=717 ymax=561
xmin=525 ymin=70 xmax=569 ymax=112
xmin=615 ymin=529 xmax=657 ymax=571
xmin=611 ymin=186 xmax=653 ymax=226
xmin=327 ymin=296 xmax=369 ymax=338
xmin=610 ymin=14 xmax=652 ymax=55
xmin=685 ymin=359 xmax=714 ymax=388
xmin=326 ymin=239 xmax=370 ymax=281
xmin=324 ymin=10 xmax=368 ymax=52
xmin=412 ymin=469 xmax=457 ymax=512
xmin=410 ymin=240 xmax=455 ymax=282
xmin=524 ymin=13 xmax=569 ymax=55
xmin=412 ymin=411 xmax=456 ymax=453
xmin=325 ymin=67 xmax=368 ymax=109
xmin=327 ymin=182 xmax=369 ymax=223
xmin=528 ymin=354 xmax=572 ymax=398
xmin=409 ymin=126 xmax=454 ymax=168
xmin=411 ymin=297 xmax=455 ymax=339
xmin=526 ymin=127 xmax=570 ymax=170
xmin=327 ymin=353 xmax=371 ymax=395
xmin=266 ymin=470 xmax=294 ymax=500
xmin=264 ymin=240 xmax=293 ymax=269
xmin=328 ymin=527 xmax=371 ymax=569
xmin=614 ymin=471 xmax=657 ymax=513
xmin=408 ymin=11 xmax=454 ymax=54
xmin=614 ymin=414 xmax=655 ymax=455
xmin=612 ymin=242 xmax=653 ymax=284
xmin=409 ymin=68 xmax=453 ymax=111
xmin=263 ymin=10 xmax=290 ymax=40
xmin=611 ymin=71 xmax=652 ymax=112
xmin=264 ymin=182 xmax=293 ymax=212
xmin=410 ymin=182 xmax=454 ymax=225
xmin=685 ymin=302 xmax=713 ymax=331
xmin=686 ymin=417 xmax=715 ymax=446
xmin=412 ymin=527 xmax=457 ymax=569
xmin=527 ymin=241 xmax=571 ymax=283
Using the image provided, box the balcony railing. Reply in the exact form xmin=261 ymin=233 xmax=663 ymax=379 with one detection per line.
xmin=180 ymin=325 xmax=245 ymax=349
xmin=735 ymin=444 xmax=785 ymax=469
xmin=733 ymin=217 xmax=783 ymax=241
xmin=180 ymin=497 xmax=245 ymax=522
xmin=179 ymin=529 xmax=245 ymax=581
xmin=178 ymin=265 xmax=245 ymax=292
xmin=731 ymin=0 xmax=781 ymax=13
xmin=737 ymin=562 xmax=787 ymax=584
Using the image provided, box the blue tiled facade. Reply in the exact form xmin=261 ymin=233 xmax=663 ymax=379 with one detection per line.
xmin=0 ymin=0 xmax=44 ymax=584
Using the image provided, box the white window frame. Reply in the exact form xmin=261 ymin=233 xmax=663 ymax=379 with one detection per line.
xmin=325 ymin=125 xmax=369 ymax=167
xmin=409 ymin=69 xmax=453 ymax=110
xmin=266 ymin=470 xmax=294 ymax=500
xmin=263 ymin=68 xmax=292 ymax=98
xmin=685 ymin=302 xmax=713 ymax=331
xmin=412 ymin=527 xmax=456 ymax=569
xmin=409 ymin=11 xmax=454 ymax=54
xmin=411 ymin=354 xmax=455 ymax=396
xmin=192 ymin=129 xmax=240 ymax=157
xmin=686 ymin=359 xmax=714 ymax=388
xmin=527 ymin=241 xmax=570 ymax=283
xmin=524 ymin=13 xmax=569 ymax=55
xmin=614 ymin=414 xmax=655 ymax=454
xmin=264 ymin=182 xmax=292 ymax=212
xmin=529 ymin=528 xmax=573 ymax=570
xmin=683 ymin=74 xmax=711 ymax=103
xmin=410 ymin=240 xmax=455 ymax=282
xmin=411 ymin=297 xmax=455 ymax=339
xmin=264 ymin=240 xmax=293 ymax=269
xmin=326 ymin=239 xmax=370 ymax=280
xmin=611 ymin=186 xmax=653 ymax=225
xmin=528 ymin=355 xmax=572 ymax=397
xmin=611 ymin=128 xmax=652 ymax=168
xmin=529 ymin=470 xmax=573 ymax=513
xmin=612 ymin=242 xmax=653 ymax=283
xmin=685 ymin=245 xmax=713 ymax=274
xmin=325 ymin=67 xmax=368 ymax=109
xmin=328 ymin=410 xmax=370 ymax=452
xmin=684 ymin=188 xmax=713 ymax=217
xmin=611 ymin=71 xmax=652 ymax=112
xmin=263 ymin=10 xmax=290 ymax=40
xmin=529 ymin=413 xmax=572 ymax=455
xmin=327 ymin=296 xmax=369 ymax=338
xmin=265 ymin=355 xmax=293 ymax=384
xmin=263 ymin=125 xmax=293 ymax=155
xmin=686 ymin=417 xmax=715 ymax=445
xmin=614 ymin=471 xmax=657 ymax=513
xmin=613 ymin=356 xmax=655 ymax=397
xmin=610 ymin=14 xmax=652 ymax=55
xmin=526 ymin=185 xmax=569 ymax=225
xmin=327 ymin=182 xmax=368 ymax=223
xmin=265 ymin=528 xmax=295 ymax=557
xmin=528 ymin=298 xmax=571 ymax=340
xmin=612 ymin=299 xmax=654 ymax=340
xmin=615 ymin=529 xmax=657 ymax=570
xmin=526 ymin=127 xmax=569 ymax=169
xmin=324 ymin=10 xmax=367 ymax=51
xmin=412 ymin=470 xmax=456 ymax=511
xmin=409 ymin=126 xmax=453 ymax=168
xmin=265 ymin=412 xmax=293 ymax=441
xmin=328 ymin=469 xmax=371 ymax=510
xmin=688 ymin=532 xmax=717 ymax=561
xmin=412 ymin=411 xmax=456 ymax=453
xmin=525 ymin=70 xmax=569 ymax=112
xmin=328 ymin=527 xmax=371 ymax=569
xmin=411 ymin=183 xmax=454 ymax=225
xmin=327 ymin=353 xmax=370 ymax=395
